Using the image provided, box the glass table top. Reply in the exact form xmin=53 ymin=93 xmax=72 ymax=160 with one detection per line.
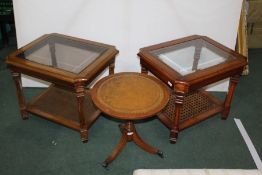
xmin=17 ymin=35 xmax=108 ymax=74
xmin=151 ymin=38 xmax=232 ymax=76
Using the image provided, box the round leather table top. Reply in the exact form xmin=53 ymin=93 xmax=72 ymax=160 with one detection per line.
xmin=91 ymin=72 xmax=170 ymax=120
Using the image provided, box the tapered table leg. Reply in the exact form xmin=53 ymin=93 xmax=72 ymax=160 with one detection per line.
xmin=169 ymin=90 xmax=185 ymax=144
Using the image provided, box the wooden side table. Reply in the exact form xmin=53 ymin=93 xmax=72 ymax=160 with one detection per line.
xmin=138 ymin=35 xmax=247 ymax=143
xmin=91 ymin=73 xmax=170 ymax=167
xmin=6 ymin=33 xmax=118 ymax=142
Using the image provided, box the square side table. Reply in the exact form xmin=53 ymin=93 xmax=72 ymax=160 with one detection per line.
xmin=138 ymin=35 xmax=247 ymax=143
xmin=6 ymin=33 xmax=118 ymax=142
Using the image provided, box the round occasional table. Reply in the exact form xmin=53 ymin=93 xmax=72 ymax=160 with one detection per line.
xmin=91 ymin=72 xmax=170 ymax=167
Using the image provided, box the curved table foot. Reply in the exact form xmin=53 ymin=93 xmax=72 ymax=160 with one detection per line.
xmin=132 ymin=128 xmax=158 ymax=154
xmin=103 ymin=132 xmax=127 ymax=167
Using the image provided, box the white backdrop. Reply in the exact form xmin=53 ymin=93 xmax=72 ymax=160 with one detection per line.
xmin=13 ymin=0 xmax=243 ymax=91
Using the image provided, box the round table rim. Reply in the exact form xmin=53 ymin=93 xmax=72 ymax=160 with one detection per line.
xmin=91 ymin=72 xmax=170 ymax=120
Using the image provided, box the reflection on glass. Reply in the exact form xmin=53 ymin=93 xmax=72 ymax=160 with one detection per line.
xmin=17 ymin=35 xmax=108 ymax=74
xmin=151 ymin=39 xmax=232 ymax=75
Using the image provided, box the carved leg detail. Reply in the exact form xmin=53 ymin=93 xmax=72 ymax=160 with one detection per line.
xmin=170 ymin=89 xmax=186 ymax=144
xmin=75 ymin=82 xmax=88 ymax=143
xmin=221 ymin=75 xmax=240 ymax=120
xmin=11 ymin=71 xmax=28 ymax=120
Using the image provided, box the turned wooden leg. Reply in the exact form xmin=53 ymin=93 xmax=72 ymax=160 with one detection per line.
xmin=75 ymin=82 xmax=88 ymax=143
xmin=109 ymin=59 xmax=115 ymax=75
xmin=221 ymin=75 xmax=240 ymax=120
xmin=170 ymin=83 xmax=188 ymax=144
xmin=11 ymin=71 xmax=28 ymax=120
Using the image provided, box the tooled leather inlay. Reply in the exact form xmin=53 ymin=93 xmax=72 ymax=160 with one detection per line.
xmin=96 ymin=74 xmax=164 ymax=115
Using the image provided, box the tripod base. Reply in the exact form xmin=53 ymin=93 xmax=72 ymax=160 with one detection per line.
xmin=102 ymin=121 xmax=163 ymax=167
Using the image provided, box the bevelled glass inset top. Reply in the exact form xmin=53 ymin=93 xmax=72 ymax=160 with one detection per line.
xmin=151 ymin=39 xmax=232 ymax=75
xmin=17 ymin=35 xmax=108 ymax=74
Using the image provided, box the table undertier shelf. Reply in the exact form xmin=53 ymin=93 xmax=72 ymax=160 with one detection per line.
xmin=158 ymin=90 xmax=223 ymax=130
xmin=26 ymin=85 xmax=100 ymax=131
